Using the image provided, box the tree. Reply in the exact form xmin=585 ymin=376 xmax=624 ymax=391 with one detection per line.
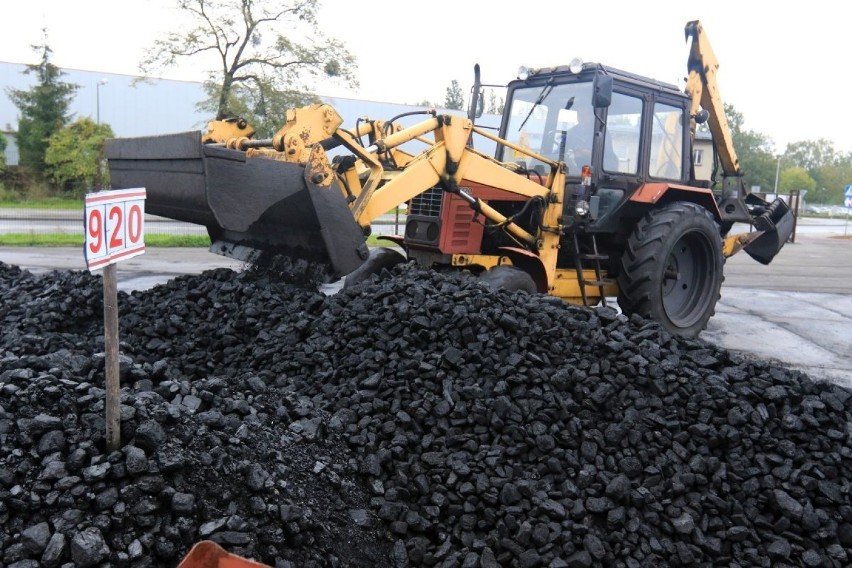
xmin=196 ymin=80 xmax=317 ymax=138
xmin=141 ymin=0 xmax=357 ymax=131
xmin=444 ymin=80 xmax=464 ymax=110
xmin=44 ymin=118 xmax=114 ymax=193
xmin=725 ymin=103 xmax=778 ymax=191
xmin=785 ymin=139 xmax=838 ymax=172
xmin=0 ymin=132 xmax=6 ymax=172
xmin=486 ymin=90 xmax=504 ymax=115
xmin=808 ymin=161 xmax=852 ymax=204
xmin=6 ymin=34 xmax=78 ymax=177
xmin=778 ymin=166 xmax=816 ymax=194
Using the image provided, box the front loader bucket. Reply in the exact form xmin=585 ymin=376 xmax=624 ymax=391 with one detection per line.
xmin=743 ymin=195 xmax=795 ymax=265
xmin=105 ymin=131 xmax=369 ymax=278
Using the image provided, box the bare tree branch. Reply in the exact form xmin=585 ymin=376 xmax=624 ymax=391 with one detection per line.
xmin=139 ymin=0 xmax=357 ymax=123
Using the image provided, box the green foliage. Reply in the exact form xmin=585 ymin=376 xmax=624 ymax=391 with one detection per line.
xmin=785 ymin=139 xmax=839 ymax=172
xmin=486 ymin=90 xmax=504 ymax=115
xmin=0 ymin=196 xmax=81 ymax=208
xmin=806 ymin=161 xmax=852 ymax=204
xmin=6 ymin=37 xmax=78 ymax=177
xmin=778 ymin=167 xmax=816 ymax=193
xmin=444 ymin=80 xmax=464 ymax=110
xmin=142 ymin=0 xmax=358 ymax=121
xmin=724 ymin=103 xmax=777 ymax=191
xmin=0 ymin=132 xmax=6 ymax=171
xmin=44 ymin=118 xmax=114 ymax=193
xmin=718 ymin=102 xmax=852 ymax=204
xmin=777 ymin=140 xmax=851 ymax=204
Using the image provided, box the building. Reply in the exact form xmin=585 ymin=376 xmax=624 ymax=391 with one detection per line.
xmin=3 ymin=60 xmax=712 ymax=181
xmin=0 ymin=61 xmax=501 ymax=167
xmin=1 ymin=62 xmax=209 ymax=165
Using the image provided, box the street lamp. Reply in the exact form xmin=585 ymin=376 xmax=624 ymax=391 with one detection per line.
xmin=96 ymin=79 xmax=108 ymax=125
xmin=773 ymin=154 xmax=782 ymax=195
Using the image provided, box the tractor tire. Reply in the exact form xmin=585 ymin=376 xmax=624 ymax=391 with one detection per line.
xmin=479 ymin=266 xmax=538 ymax=294
xmin=617 ymin=202 xmax=724 ymax=338
xmin=343 ymin=247 xmax=406 ymax=289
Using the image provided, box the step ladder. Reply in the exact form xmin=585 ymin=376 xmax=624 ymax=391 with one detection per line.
xmin=571 ymin=233 xmax=613 ymax=307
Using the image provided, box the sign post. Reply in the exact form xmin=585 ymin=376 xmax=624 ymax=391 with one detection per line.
xmin=84 ymin=188 xmax=147 ymax=452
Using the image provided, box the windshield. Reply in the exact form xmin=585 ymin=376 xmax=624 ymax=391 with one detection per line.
xmin=502 ymin=81 xmax=594 ymax=169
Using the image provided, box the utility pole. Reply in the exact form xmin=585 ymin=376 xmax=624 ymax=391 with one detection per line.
xmin=96 ymin=79 xmax=108 ymax=125
xmin=773 ymin=155 xmax=782 ymax=194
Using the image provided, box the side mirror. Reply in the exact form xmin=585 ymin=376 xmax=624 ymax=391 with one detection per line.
xmin=593 ymin=71 xmax=612 ymax=108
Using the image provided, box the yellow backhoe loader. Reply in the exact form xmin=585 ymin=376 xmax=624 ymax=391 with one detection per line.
xmin=106 ymin=20 xmax=793 ymax=340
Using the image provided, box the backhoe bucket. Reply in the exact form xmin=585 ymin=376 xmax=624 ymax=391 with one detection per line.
xmin=104 ymin=131 xmax=369 ymax=278
xmin=743 ymin=195 xmax=795 ymax=265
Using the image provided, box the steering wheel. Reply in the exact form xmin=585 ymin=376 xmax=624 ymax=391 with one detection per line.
xmin=543 ymin=129 xmax=589 ymax=165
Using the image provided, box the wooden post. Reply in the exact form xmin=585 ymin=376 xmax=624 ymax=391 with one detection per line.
xmin=103 ymin=263 xmax=121 ymax=452
xmin=85 ymin=188 xmax=147 ymax=453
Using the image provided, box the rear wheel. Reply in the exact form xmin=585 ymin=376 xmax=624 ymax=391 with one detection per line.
xmin=343 ymin=247 xmax=406 ymax=289
xmin=479 ymin=265 xmax=537 ymax=294
xmin=617 ymin=203 xmax=723 ymax=338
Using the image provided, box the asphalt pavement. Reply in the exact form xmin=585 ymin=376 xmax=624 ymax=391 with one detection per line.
xmin=2 ymin=217 xmax=850 ymax=387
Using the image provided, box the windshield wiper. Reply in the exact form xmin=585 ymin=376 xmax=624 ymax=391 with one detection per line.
xmin=518 ymin=80 xmax=554 ymax=132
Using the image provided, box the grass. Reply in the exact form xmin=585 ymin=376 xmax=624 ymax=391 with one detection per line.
xmin=0 ymin=234 xmax=212 ymax=247
xmin=0 ymin=233 xmax=391 ymax=247
xmin=0 ymin=197 xmax=83 ymax=209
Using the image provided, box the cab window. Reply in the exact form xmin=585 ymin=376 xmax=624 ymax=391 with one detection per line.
xmin=649 ymin=102 xmax=684 ymax=179
xmin=603 ymin=93 xmax=642 ymax=174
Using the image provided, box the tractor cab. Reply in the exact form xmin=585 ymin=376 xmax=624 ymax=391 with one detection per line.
xmin=497 ymin=61 xmax=695 ymax=233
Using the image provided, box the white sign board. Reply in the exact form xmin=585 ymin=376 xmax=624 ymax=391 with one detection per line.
xmin=845 ymin=185 xmax=852 ymax=208
xmin=84 ymin=188 xmax=147 ymax=270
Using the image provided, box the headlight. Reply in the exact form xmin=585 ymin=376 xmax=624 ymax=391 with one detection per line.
xmin=575 ymin=199 xmax=590 ymax=217
xmin=568 ymin=58 xmax=584 ymax=74
xmin=517 ymin=66 xmax=530 ymax=81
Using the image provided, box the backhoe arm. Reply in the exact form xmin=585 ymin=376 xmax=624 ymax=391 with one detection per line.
xmin=683 ymin=20 xmax=795 ymax=264
xmin=684 ymin=20 xmax=741 ymax=178
xmin=684 ymin=20 xmax=753 ymax=225
xmin=340 ymin=114 xmax=565 ymax=252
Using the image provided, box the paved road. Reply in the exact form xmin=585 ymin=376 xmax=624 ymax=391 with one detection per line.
xmin=704 ymin=234 xmax=852 ymax=387
xmin=2 ymin=221 xmax=850 ymax=388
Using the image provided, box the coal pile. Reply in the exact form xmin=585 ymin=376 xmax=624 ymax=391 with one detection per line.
xmin=1 ymin=260 xmax=851 ymax=567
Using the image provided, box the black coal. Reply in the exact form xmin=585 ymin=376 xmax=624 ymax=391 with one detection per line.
xmin=1 ymin=260 xmax=850 ymax=568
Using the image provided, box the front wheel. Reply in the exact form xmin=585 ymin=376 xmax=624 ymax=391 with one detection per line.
xmin=479 ymin=265 xmax=537 ymax=294
xmin=617 ymin=203 xmax=724 ymax=338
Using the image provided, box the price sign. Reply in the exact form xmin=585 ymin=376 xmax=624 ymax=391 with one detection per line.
xmin=84 ymin=188 xmax=147 ymax=270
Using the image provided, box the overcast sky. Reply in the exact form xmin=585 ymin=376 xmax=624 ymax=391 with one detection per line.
xmin=4 ymin=0 xmax=850 ymax=153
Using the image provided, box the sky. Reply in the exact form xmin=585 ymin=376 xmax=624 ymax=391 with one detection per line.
xmin=3 ymin=0 xmax=851 ymax=153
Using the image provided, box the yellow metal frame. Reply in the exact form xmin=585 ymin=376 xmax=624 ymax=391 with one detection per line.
xmin=552 ymin=268 xmax=619 ymax=305
xmin=329 ymin=113 xmax=568 ymax=291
